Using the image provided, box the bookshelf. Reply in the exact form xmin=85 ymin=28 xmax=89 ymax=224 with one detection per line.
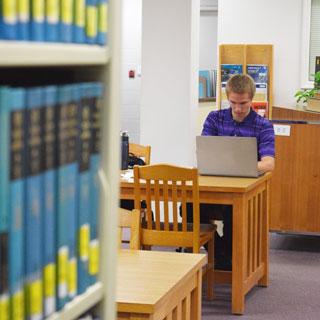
xmin=0 ymin=1 xmax=120 ymax=320
xmin=217 ymin=44 xmax=273 ymax=119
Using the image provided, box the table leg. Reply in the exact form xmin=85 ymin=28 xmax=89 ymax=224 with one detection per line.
xmin=190 ymin=269 xmax=202 ymax=320
xmin=231 ymin=195 xmax=247 ymax=315
xmin=258 ymin=183 xmax=270 ymax=287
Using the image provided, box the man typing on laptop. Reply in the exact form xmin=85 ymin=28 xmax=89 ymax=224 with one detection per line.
xmin=191 ymin=74 xmax=275 ymax=270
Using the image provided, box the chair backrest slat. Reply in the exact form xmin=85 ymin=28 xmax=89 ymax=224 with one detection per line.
xmin=118 ymin=208 xmax=140 ymax=250
xmin=172 ymin=181 xmax=178 ymax=231
xmin=163 ymin=180 xmax=169 ymax=231
xmin=154 ymin=180 xmax=161 ymax=230
xmin=129 ymin=143 xmax=151 ymax=165
xmin=146 ymin=180 xmax=152 ymax=229
xmin=181 ymin=180 xmax=187 ymax=232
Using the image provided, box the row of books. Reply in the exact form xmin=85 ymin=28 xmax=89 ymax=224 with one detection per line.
xmin=199 ymin=70 xmax=217 ymax=99
xmin=0 ymin=0 xmax=108 ymax=45
xmin=0 ymin=82 xmax=103 ymax=320
xmin=220 ymin=64 xmax=269 ymax=117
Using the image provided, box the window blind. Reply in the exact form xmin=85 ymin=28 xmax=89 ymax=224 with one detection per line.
xmin=309 ymin=0 xmax=320 ymax=80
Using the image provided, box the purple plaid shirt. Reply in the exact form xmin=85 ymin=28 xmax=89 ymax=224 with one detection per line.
xmin=202 ymin=108 xmax=275 ymax=160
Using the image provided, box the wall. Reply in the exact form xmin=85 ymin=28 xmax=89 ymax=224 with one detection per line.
xmin=120 ymin=0 xmax=142 ymax=143
xmin=140 ymin=0 xmax=199 ymax=166
xmin=217 ymin=0 xmax=303 ymax=107
xmin=199 ymin=11 xmax=218 ymax=70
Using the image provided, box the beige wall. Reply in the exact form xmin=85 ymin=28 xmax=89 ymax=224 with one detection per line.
xmin=197 ymin=101 xmax=218 ymax=135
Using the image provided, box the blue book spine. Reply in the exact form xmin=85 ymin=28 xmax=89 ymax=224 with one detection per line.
xmin=0 ymin=0 xmax=18 ymax=39
xmin=17 ymin=0 xmax=30 ymax=40
xmin=60 ymin=0 xmax=74 ymax=43
xmin=9 ymin=88 xmax=26 ymax=320
xmin=42 ymin=86 xmax=58 ymax=317
xmin=30 ymin=0 xmax=45 ymax=41
xmin=77 ymin=84 xmax=91 ymax=294
xmin=45 ymin=0 xmax=59 ymax=42
xmin=66 ymin=85 xmax=79 ymax=300
xmin=56 ymin=85 xmax=71 ymax=310
xmin=97 ymin=0 xmax=107 ymax=45
xmin=25 ymin=87 xmax=43 ymax=320
xmin=0 ymin=87 xmax=11 ymax=320
xmin=74 ymin=0 xmax=86 ymax=43
xmin=89 ymin=83 xmax=103 ymax=284
xmin=85 ymin=0 xmax=97 ymax=44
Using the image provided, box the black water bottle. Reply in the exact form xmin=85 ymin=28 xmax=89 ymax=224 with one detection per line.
xmin=120 ymin=131 xmax=129 ymax=170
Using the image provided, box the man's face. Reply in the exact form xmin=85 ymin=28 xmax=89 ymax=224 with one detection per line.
xmin=228 ymin=92 xmax=252 ymax=122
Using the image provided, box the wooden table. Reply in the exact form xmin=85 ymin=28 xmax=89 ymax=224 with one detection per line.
xmin=120 ymin=171 xmax=272 ymax=314
xmin=117 ymin=249 xmax=207 ymax=320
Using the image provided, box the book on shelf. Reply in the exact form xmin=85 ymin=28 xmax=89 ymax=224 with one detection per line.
xmin=9 ymin=88 xmax=26 ymax=320
xmin=60 ymin=0 xmax=74 ymax=42
xmin=30 ymin=0 xmax=45 ymax=41
xmin=0 ymin=0 xmax=18 ymax=40
xmin=17 ymin=0 xmax=30 ymax=40
xmin=74 ymin=0 xmax=86 ymax=43
xmin=199 ymin=70 xmax=217 ymax=100
xmin=86 ymin=0 xmax=98 ymax=44
xmin=0 ymin=87 xmax=10 ymax=320
xmin=25 ymin=87 xmax=44 ymax=320
xmin=97 ymin=0 xmax=108 ymax=45
xmin=42 ymin=85 xmax=58 ymax=317
xmin=77 ymin=83 xmax=92 ymax=295
xmin=45 ymin=0 xmax=59 ymax=42
xmin=221 ymin=64 xmax=243 ymax=83
xmin=88 ymin=83 xmax=103 ymax=284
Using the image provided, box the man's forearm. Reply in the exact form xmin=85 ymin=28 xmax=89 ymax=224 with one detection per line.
xmin=258 ymin=156 xmax=275 ymax=173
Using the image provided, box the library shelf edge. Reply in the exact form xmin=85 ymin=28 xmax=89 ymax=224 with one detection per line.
xmin=46 ymin=282 xmax=103 ymax=320
xmin=0 ymin=41 xmax=110 ymax=67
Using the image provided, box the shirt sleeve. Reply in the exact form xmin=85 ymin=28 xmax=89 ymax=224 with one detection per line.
xmin=258 ymin=121 xmax=275 ymax=159
xmin=201 ymin=111 xmax=218 ymax=136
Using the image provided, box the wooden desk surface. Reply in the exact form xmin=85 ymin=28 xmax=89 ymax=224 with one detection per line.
xmin=121 ymin=170 xmax=271 ymax=193
xmin=116 ymin=250 xmax=206 ymax=314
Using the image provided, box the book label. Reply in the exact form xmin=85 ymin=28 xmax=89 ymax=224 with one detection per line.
xmin=11 ymin=290 xmax=24 ymax=320
xmin=61 ymin=0 xmax=73 ymax=24
xmin=86 ymin=6 xmax=98 ymax=37
xmin=57 ymin=246 xmax=68 ymax=298
xmin=98 ymin=2 xmax=108 ymax=32
xmin=0 ymin=294 xmax=9 ymax=320
xmin=75 ymin=0 xmax=85 ymax=27
xmin=46 ymin=0 xmax=59 ymax=23
xmin=68 ymin=257 xmax=77 ymax=297
xmin=27 ymin=279 xmax=42 ymax=317
xmin=79 ymin=224 xmax=90 ymax=261
xmin=18 ymin=0 xmax=29 ymax=22
xmin=32 ymin=0 xmax=45 ymax=23
xmin=3 ymin=0 xmax=17 ymax=23
xmin=89 ymin=239 xmax=99 ymax=275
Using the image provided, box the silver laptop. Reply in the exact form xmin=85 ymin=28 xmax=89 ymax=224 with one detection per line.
xmin=196 ymin=136 xmax=260 ymax=178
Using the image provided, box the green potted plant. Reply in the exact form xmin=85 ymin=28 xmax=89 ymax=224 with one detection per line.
xmin=295 ymin=71 xmax=320 ymax=104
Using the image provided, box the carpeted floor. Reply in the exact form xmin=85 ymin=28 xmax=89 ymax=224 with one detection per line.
xmin=202 ymin=233 xmax=320 ymax=320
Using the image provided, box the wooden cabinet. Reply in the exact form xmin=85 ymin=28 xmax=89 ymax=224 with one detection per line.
xmin=270 ymin=106 xmax=320 ymax=233
xmin=217 ymin=44 xmax=273 ymax=119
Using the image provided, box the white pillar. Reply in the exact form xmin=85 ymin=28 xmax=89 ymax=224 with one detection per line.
xmin=140 ymin=0 xmax=199 ymax=167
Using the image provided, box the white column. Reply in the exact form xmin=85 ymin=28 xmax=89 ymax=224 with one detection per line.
xmin=140 ymin=0 xmax=199 ymax=166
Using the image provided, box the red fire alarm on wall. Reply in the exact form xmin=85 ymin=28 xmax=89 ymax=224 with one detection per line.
xmin=129 ymin=70 xmax=135 ymax=78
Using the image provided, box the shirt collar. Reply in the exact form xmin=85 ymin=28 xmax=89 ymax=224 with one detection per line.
xmin=227 ymin=107 xmax=256 ymax=124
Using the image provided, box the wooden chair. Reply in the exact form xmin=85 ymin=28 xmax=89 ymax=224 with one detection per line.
xmin=133 ymin=164 xmax=215 ymax=299
xmin=129 ymin=143 xmax=151 ymax=165
xmin=118 ymin=208 xmax=141 ymax=250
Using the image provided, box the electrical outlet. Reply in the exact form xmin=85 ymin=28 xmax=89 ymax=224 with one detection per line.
xmin=273 ymin=124 xmax=291 ymax=136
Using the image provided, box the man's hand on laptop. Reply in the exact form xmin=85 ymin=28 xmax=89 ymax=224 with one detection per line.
xmin=258 ymin=156 xmax=275 ymax=174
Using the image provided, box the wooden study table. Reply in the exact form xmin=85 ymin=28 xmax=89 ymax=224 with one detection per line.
xmin=117 ymin=249 xmax=206 ymax=320
xmin=120 ymin=171 xmax=272 ymax=314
